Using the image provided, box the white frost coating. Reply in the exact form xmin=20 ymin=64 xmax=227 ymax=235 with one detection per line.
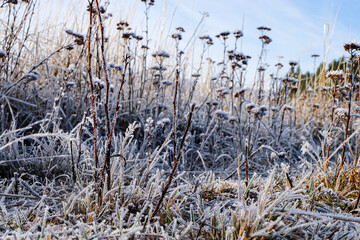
xmin=214 ymin=110 xmax=230 ymax=119
xmin=292 ymin=209 xmax=360 ymax=223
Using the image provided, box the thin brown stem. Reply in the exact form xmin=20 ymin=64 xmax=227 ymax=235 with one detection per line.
xmin=354 ymin=186 xmax=360 ymax=210
xmin=70 ymin=141 xmax=76 ymax=183
xmin=145 ymin=104 xmax=195 ymax=226
xmin=94 ymin=0 xmax=112 ymax=199
xmin=325 ymin=80 xmax=337 ymax=172
xmin=336 ymin=52 xmax=354 ymax=181
xmin=172 ymin=38 xmax=180 ymax=169
xmin=86 ymin=0 xmax=99 ymax=186
xmin=358 ymin=55 xmax=360 ymax=107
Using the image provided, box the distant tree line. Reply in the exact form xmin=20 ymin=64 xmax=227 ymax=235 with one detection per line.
xmin=289 ymin=57 xmax=360 ymax=92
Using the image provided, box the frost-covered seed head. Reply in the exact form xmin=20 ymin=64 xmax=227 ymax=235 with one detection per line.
xmin=215 ymin=110 xmax=230 ymax=120
xmin=283 ymin=105 xmax=295 ymax=112
xmin=335 ymin=108 xmax=348 ymax=120
xmin=282 ymin=77 xmax=298 ymax=84
xmin=246 ymin=103 xmax=257 ymax=112
xmin=344 ymin=41 xmax=360 ymax=52
xmin=152 ymin=50 xmax=170 ymax=58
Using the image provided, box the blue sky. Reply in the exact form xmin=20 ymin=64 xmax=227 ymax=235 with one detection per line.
xmin=40 ymin=0 xmax=360 ymax=83
xmin=143 ymin=0 xmax=359 ymax=73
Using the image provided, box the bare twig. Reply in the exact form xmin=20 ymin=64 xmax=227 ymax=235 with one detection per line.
xmin=86 ymin=0 xmax=100 ymax=189
xmin=146 ymin=103 xmax=195 ymax=225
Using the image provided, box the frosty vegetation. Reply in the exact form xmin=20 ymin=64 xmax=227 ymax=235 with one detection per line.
xmin=2 ymin=0 xmax=360 ymax=239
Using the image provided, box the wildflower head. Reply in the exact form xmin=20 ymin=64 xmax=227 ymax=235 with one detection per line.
xmin=283 ymin=105 xmax=295 ymax=112
xmin=335 ymin=108 xmax=348 ymax=121
xmin=110 ymin=63 xmax=123 ymax=72
xmin=0 ymin=50 xmax=7 ymax=60
xmin=152 ymin=50 xmax=170 ymax=58
xmin=216 ymin=87 xmax=229 ymax=98
xmin=135 ymin=35 xmax=143 ymax=41
xmin=344 ymin=41 xmax=360 ymax=52
xmin=233 ymin=29 xmax=243 ymax=38
xmin=257 ymin=26 xmax=271 ymax=31
xmin=122 ymin=32 xmax=135 ymax=39
xmin=246 ymin=103 xmax=257 ymax=112
xmin=215 ymin=110 xmax=230 ymax=120
xmin=259 ymin=35 xmax=272 ymax=44
xmin=117 ymin=21 xmax=129 ymax=31
xmin=141 ymin=0 xmax=155 ymax=6
xmin=228 ymin=116 xmax=237 ymax=124
xmin=326 ymin=70 xmax=344 ymax=84
xmin=275 ymin=63 xmax=283 ymax=69
xmin=282 ymin=77 xmax=298 ymax=84
xmin=289 ymin=61 xmax=297 ymax=67
xmin=290 ymin=85 xmax=298 ymax=94
xmin=251 ymin=105 xmax=268 ymax=118
xmin=219 ymin=31 xmax=231 ymax=40
xmin=172 ymin=33 xmax=182 ymax=40
xmin=65 ymin=29 xmax=84 ymax=45
xmin=64 ymin=45 xmax=74 ymax=51
xmin=176 ymin=27 xmax=185 ymax=32
xmin=234 ymin=88 xmax=249 ymax=98
xmin=161 ymin=80 xmax=172 ymax=86
xmin=271 ymin=107 xmax=279 ymax=113
xmin=199 ymin=35 xmax=213 ymax=45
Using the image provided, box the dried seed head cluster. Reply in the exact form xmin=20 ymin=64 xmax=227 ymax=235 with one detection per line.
xmin=122 ymin=32 xmax=136 ymax=39
xmin=326 ymin=70 xmax=345 ymax=83
xmin=258 ymin=66 xmax=266 ymax=72
xmin=275 ymin=62 xmax=284 ymax=68
xmin=109 ymin=63 xmax=123 ymax=72
xmin=216 ymin=31 xmax=231 ymax=40
xmin=7 ymin=0 xmax=30 ymax=5
xmin=290 ymin=85 xmax=298 ymax=93
xmin=233 ymin=29 xmax=243 ymax=38
xmin=161 ymin=80 xmax=172 ymax=86
xmin=251 ymin=105 xmax=268 ymax=118
xmin=176 ymin=27 xmax=185 ymax=32
xmin=344 ymin=41 xmax=360 ymax=52
xmin=214 ymin=110 xmax=230 ymax=120
xmin=65 ymin=29 xmax=84 ymax=45
xmin=0 ymin=50 xmax=7 ymax=59
xmin=199 ymin=35 xmax=213 ymax=45
xmin=234 ymin=88 xmax=249 ymax=98
xmin=151 ymin=65 xmax=167 ymax=71
xmin=289 ymin=61 xmax=298 ymax=67
xmin=116 ymin=20 xmax=130 ymax=31
xmin=152 ymin=50 xmax=170 ymax=58
xmin=283 ymin=105 xmax=295 ymax=112
xmin=257 ymin=26 xmax=271 ymax=31
xmin=271 ymin=107 xmax=280 ymax=112
xmin=141 ymin=0 xmax=155 ymax=5
xmin=64 ymin=45 xmax=74 ymax=51
xmin=259 ymin=35 xmax=272 ymax=44
xmin=282 ymin=77 xmax=298 ymax=84
xmin=172 ymin=33 xmax=182 ymax=40
xmin=246 ymin=103 xmax=256 ymax=112
xmin=216 ymin=87 xmax=230 ymax=98
xmin=335 ymin=108 xmax=348 ymax=121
